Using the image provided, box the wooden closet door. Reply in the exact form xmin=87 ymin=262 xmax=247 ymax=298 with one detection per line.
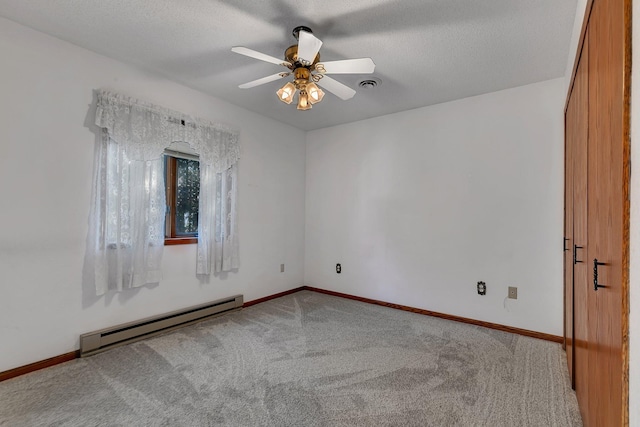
xmin=571 ymin=34 xmax=589 ymax=421
xmin=563 ymin=82 xmax=575 ymax=384
xmin=586 ymin=0 xmax=628 ymax=424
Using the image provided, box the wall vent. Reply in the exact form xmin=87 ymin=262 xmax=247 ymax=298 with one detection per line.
xmin=80 ymin=294 xmax=243 ymax=357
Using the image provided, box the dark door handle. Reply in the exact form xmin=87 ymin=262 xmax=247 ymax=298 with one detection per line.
xmin=574 ymin=245 xmax=583 ymax=264
xmin=564 ymin=237 xmax=570 ymax=252
xmin=593 ymin=258 xmax=606 ymax=291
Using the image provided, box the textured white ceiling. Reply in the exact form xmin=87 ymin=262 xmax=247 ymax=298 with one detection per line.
xmin=0 ymin=0 xmax=577 ymax=131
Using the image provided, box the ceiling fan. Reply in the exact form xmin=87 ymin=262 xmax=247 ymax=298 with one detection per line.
xmin=232 ymin=26 xmax=376 ymax=110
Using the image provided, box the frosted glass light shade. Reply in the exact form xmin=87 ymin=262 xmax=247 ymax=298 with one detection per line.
xmin=276 ymin=82 xmax=296 ymax=104
xmin=297 ymin=91 xmax=312 ymax=110
xmin=306 ymin=83 xmax=325 ymax=104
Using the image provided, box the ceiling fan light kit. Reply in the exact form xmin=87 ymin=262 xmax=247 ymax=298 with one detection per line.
xmin=277 ymin=65 xmax=325 ymax=110
xmin=232 ymin=26 xmax=375 ymax=111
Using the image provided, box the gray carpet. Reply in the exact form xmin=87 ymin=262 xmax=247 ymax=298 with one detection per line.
xmin=0 ymin=290 xmax=582 ymax=426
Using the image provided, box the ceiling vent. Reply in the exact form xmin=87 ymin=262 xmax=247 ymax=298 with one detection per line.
xmin=358 ymin=78 xmax=381 ymax=89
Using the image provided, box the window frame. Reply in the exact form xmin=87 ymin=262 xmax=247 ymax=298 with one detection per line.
xmin=164 ymin=151 xmax=200 ymax=246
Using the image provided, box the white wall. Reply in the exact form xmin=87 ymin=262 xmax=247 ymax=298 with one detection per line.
xmin=0 ymin=18 xmax=306 ymax=373
xmin=630 ymin=2 xmax=639 ymax=425
xmin=305 ymin=78 xmax=565 ymax=335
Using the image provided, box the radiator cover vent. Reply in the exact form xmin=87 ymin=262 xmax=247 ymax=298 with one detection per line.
xmin=80 ymin=294 xmax=243 ymax=357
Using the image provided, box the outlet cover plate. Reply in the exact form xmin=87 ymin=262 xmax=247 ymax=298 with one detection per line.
xmin=508 ymin=286 xmax=518 ymax=299
xmin=477 ymin=281 xmax=486 ymax=295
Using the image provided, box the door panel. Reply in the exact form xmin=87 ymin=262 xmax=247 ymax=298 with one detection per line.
xmin=571 ymin=34 xmax=589 ymax=422
xmin=564 ymin=82 xmax=575 ymax=384
xmin=586 ymin=0 xmax=625 ymax=424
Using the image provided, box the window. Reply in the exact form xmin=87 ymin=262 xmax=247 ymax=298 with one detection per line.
xmin=164 ymin=152 xmax=200 ymax=245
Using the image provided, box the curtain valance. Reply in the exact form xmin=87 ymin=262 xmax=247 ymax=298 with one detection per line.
xmin=95 ymin=90 xmax=240 ymax=171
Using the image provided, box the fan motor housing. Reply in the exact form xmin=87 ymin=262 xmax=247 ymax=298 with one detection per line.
xmin=285 ymin=45 xmax=320 ymax=69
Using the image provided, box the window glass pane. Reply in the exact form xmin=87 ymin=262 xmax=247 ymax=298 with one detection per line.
xmin=175 ymin=158 xmax=200 ymax=236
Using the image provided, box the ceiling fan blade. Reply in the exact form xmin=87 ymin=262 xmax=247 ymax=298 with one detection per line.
xmin=315 ymin=76 xmax=356 ymax=100
xmin=315 ymin=58 xmax=376 ymax=74
xmin=231 ymin=47 xmax=291 ymax=67
xmin=297 ymin=30 xmax=323 ymax=65
xmin=238 ymin=72 xmax=290 ymax=89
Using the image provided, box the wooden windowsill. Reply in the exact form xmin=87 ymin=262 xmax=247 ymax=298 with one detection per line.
xmin=164 ymin=237 xmax=198 ymax=246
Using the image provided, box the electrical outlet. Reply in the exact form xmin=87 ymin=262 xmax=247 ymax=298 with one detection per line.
xmin=508 ymin=286 xmax=518 ymax=299
xmin=336 ymin=263 xmax=341 ymax=274
xmin=280 ymin=264 xmax=285 ymax=273
xmin=477 ymin=281 xmax=486 ymax=295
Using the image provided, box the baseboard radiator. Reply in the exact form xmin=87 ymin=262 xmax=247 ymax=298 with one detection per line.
xmin=80 ymin=294 xmax=243 ymax=357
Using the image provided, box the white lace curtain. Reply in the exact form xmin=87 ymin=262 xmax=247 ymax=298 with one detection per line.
xmin=88 ymin=90 xmax=240 ymax=296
